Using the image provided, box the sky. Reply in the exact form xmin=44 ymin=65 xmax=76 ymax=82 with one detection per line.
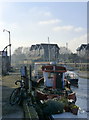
xmin=0 ymin=2 xmax=87 ymax=54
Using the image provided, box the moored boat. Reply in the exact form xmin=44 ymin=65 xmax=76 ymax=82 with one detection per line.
xmin=64 ymin=71 xmax=79 ymax=85
xmin=31 ymin=62 xmax=79 ymax=119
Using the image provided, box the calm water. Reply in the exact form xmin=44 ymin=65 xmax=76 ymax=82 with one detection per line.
xmin=71 ymin=76 xmax=88 ymax=118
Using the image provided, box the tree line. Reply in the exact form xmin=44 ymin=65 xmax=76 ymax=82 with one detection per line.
xmin=11 ymin=46 xmax=88 ymax=66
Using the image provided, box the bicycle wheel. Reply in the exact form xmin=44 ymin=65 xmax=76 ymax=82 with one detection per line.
xmin=9 ymin=88 xmax=21 ymax=105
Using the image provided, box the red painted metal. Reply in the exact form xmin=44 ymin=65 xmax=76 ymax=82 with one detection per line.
xmin=53 ymin=74 xmax=56 ymax=89
xmin=42 ymin=65 xmax=67 ymax=73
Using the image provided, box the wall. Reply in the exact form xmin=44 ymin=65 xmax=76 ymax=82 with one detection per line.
xmin=2 ymin=56 xmax=10 ymax=75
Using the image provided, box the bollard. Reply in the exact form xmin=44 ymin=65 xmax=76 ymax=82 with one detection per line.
xmin=20 ymin=66 xmax=29 ymax=90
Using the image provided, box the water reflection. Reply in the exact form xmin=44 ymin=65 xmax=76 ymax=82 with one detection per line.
xmin=71 ymin=76 xmax=88 ymax=118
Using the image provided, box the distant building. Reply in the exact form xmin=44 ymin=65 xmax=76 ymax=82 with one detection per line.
xmin=29 ymin=43 xmax=60 ymax=61
xmin=76 ymin=44 xmax=89 ymax=57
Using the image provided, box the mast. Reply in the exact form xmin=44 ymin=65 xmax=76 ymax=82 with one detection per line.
xmin=48 ymin=37 xmax=50 ymax=62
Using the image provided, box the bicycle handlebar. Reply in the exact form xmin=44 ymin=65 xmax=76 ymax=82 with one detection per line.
xmin=15 ymin=80 xmax=25 ymax=87
xmin=15 ymin=80 xmax=21 ymax=85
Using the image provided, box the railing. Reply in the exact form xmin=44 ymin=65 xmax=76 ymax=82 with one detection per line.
xmin=12 ymin=61 xmax=89 ymax=71
xmin=58 ymin=62 xmax=89 ymax=71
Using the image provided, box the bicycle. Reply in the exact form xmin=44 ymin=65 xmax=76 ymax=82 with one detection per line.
xmin=9 ymin=79 xmax=27 ymax=105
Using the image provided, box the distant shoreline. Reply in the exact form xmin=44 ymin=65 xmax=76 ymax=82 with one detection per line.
xmin=78 ymin=71 xmax=89 ymax=79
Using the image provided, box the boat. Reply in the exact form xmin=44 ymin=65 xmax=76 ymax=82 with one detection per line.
xmin=31 ymin=62 xmax=79 ymax=119
xmin=64 ymin=71 xmax=79 ymax=85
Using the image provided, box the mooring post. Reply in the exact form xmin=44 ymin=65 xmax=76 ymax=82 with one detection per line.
xmin=29 ymin=65 xmax=32 ymax=92
xmin=29 ymin=65 xmax=32 ymax=81
xmin=20 ymin=66 xmax=29 ymax=90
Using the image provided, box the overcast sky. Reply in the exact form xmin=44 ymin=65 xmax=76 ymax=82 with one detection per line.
xmin=0 ymin=2 xmax=87 ymax=54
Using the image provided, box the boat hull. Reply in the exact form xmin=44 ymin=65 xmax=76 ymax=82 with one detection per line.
xmin=36 ymin=89 xmax=76 ymax=102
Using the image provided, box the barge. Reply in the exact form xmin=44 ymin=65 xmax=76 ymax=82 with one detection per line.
xmin=31 ymin=62 xmax=79 ymax=119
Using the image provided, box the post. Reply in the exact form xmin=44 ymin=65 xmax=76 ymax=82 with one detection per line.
xmin=29 ymin=65 xmax=32 ymax=81
xmin=48 ymin=37 xmax=50 ymax=62
xmin=9 ymin=31 xmax=11 ymax=68
xmin=20 ymin=66 xmax=29 ymax=90
xmin=3 ymin=29 xmax=11 ymax=69
xmin=29 ymin=65 xmax=32 ymax=91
